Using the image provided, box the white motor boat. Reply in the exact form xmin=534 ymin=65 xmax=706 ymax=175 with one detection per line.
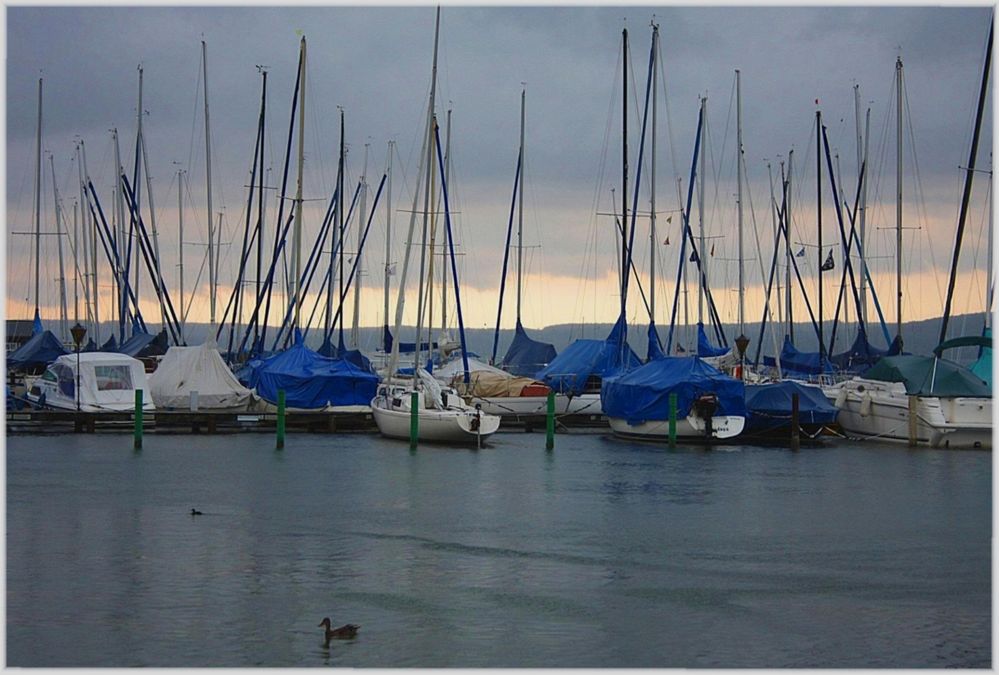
xmin=26 ymin=352 xmax=155 ymax=412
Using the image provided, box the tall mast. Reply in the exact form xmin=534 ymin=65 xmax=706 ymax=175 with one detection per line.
xmin=383 ymin=140 xmax=393 ymax=350
xmin=75 ymin=143 xmax=91 ymax=332
xmin=291 ymin=36 xmax=307 ymax=332
xmin=337 ymin=107 xmax=345 ymax=350
xmin=650 ymin=26 xmax=658 ymax=326
xmin=113 ymin=128 xmax=127 ymax=340
xmin=72 ymin=200 xmax=79 ymax=324
xmin=736 ymin=68 xmax=744 ymax=339
xmin=352 ymin=142 xmax=369 ymax=348
xmin=49 ymin=154 xmax=69 ymax=341
xmin=140 ymin=121 xmax=165 ymax=329
xmin=517 ymin=87 xmax=525 ymax=324
xmin=816 ymin=109 xmax=824 ymax=360
xmin=441 ymin=107 xmax=451 ymax=337
xmin=697 ymin=96 xmax=706 ymax=325
xmin=895 ymin=56 xmax=903 ymax=340
xmin=255 ymin=69 xmax=267 ymax=349
xmin=786 ymin=150 xmax=794 ymax=341
xmin=414 ymin=6 xmax=441 ymax=373
xmin=33 ymin=78 xmax=42 ymax=323
xmin=80 ymin=140 xmax=99 ymax=342
xmin=620 ymin=27 xmax=629 ymax=317
xmin=178 ymin=169 xmax=185 ymax=342
xmin=202 ymin=40 xmax=216 ymax=326
xmin=134 ymin=66 xmax=143 ymax=308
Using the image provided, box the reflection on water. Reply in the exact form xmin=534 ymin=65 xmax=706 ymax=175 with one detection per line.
xmin=6 ymin=432 xmax=991 ymax=667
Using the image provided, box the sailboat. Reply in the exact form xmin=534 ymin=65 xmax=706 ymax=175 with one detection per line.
xmin=371 ymin=8 xmax=500 ymax=444
xmin=828 ymin=25 xmax=993 ymax=448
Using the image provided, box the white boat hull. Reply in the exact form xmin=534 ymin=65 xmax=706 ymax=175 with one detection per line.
xmin=371 ymin=388 xmax=500 ymax=444
xmin=608 ymin=413 xmax=745 ymax=441
xmin=466 ymin=392 xmax=603 ymax=418
xmin=828 ymin=379 xmax=991 ymax=449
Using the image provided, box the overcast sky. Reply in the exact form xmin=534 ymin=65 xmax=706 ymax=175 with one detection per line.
xmin=5 ymin=4 xmax=994 ymax=344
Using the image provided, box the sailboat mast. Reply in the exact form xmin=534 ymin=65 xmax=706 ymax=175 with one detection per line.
xmin=736 ymin=69 xmax=744 ymax=338
xmin=255 ymin=69 xmax=267 ymax=349
xmin=352 ymin=142 xmax=369 ymax=348
xmin=895 ymin=56 xmax=903 ymax=340
xmin=178 ymin=169 xmax=185 ymax=342
xmin=202 ymin=40 xmax=216 ymax=326
xmin=337 ymin=107 xmax=345 ymax=350
xmin=441 ymin=108 xmax=452 ymax=337
xmin=383 ymin=140 xmax=393 ymax=349
xmin=140 ymin=124 xmax=165 ymax=329
xmin=816 ymin=109 xmax=824 ymax=360
xmin=73 ymin=201 xmax=79 ymax=324
xmin=80 ymin=140 xmax=99 ymax=342
xmin=517 ymin=87 xmax=525 ymax=324
xmin=650 ymin=26 xmax=658 ymax=326
xmin=620 ymin=27 xmax=629 ymax=315
xmin=113 ymin=128 xmax=127 ymax=339
xmin=134 ymin=66 xmax=143 ymax=307
xmin=291 ymin=36 xmax=307 ymax=332
xmin=786 ymin=150 xmax=794 ymax=341
xmin=33 ymin=78 xmax=42 ymax=322
xmin=49 ymin=154 xmax=69 ymax=341
xmin=697 ymin=96 xmax=706 ymax=325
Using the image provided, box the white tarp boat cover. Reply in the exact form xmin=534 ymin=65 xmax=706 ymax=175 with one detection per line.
xmin=149 ymin=340 xmax=253 ymax=410
xmin=36 ymin=352 xmax=153 ymax=411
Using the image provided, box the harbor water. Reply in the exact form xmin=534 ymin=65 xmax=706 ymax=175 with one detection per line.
xmin=6 ymin=431 xmax=991 ymax=667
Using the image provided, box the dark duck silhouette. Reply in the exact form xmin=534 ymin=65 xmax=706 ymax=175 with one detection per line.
xmin=190 ymin=509 xmax=203 ymax=516
xmin=319 ymin=617 xmax=359 ymax=640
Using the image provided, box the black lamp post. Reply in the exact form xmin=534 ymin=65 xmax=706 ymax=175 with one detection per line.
xmin=70 ymin=322 xmax=87 ymax=411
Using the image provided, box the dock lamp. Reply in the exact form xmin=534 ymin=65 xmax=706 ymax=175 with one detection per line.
xmin=70 ymin=322 xmax=87 ymax=411
xmin=734 ymin=334 xmax=750 ymax=381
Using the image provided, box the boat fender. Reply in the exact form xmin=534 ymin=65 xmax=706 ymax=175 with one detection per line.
xmin=859 ymin=392 xmax=872 ymax=417
xmin=834 ymin=387 xmax=848 ymax=409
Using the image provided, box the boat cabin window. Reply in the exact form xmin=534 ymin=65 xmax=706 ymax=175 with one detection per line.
xmin=41 ymin=368 xmax=58 ymax=383
xmin=94 ymin=364 xmax=133 ymax=391
xmin=52 ymin=364 xmax=75 ymax=397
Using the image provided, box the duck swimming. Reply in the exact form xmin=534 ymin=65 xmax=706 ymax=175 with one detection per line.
xmin=318 ymin=617 xmax=360 ymax=640
xmin=190 ymin=509 xmax=203 ymax=516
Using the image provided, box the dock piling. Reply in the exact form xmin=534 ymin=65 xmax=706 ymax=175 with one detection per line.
xmin=790 ymin=392 xmax=800 ymax=451
xmin=545 ymin=391 xmax=555 ymax=450
xmin=134 ymin=390 xmax=143 ymax=449
xmin=276 ymin=389 xmax=286 ymax=449
xmin=668 ymin=393 xmax=677 ymax=448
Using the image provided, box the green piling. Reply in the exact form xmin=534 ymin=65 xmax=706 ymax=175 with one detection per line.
xmin=410 ymin=391 xmax=420 ymax=450
xmin=668 ymin=392 xmax=677 ymax=448
xmin=276 ymin=389 xmax=286 ymax=449
xmin=134 ymin=389 xmax=143 ymax=449
xmin=545 ymin=390 xmax=555 ymax=450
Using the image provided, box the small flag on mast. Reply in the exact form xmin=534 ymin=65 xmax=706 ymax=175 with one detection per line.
xmin=821 ymin=249 xmax=835 ymax=271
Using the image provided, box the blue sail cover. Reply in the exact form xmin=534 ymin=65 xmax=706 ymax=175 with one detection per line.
xmin=744 ymin=381 xmax=839 ymax=435
xmin=601 ymin=356 xmax=746 ymax=425
xmin=100 ymin=335 xmax=118 ymax=351
xmin=382 ymin=326 xmax=436 ymax=354
xmin=763 ymin=335 xmax=833 ymax=376
xmin=647 ymin=322 xmax=665 ymax=361
xmin=117 ymin=329 xmax=169 ymax=358
xmin=6 ymin=329 xmax=67 ymax=371
xmin=317 ymin=339 xmax=373 ymax=372
xmin=696 ymin=322 xmax=728 ymax=357
xmin=831 ymin=329 xmax=901 ymax=374
xmin=242 ymin=333 xmax=379 ymax=409
xmin=502 ymin=320 xmax=557 ymax=376
xmin=536 ymin=316 xmax=640 ymax=395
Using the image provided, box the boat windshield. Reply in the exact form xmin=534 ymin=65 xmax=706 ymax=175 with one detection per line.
xmin=94 ymin=364 xmax=133 ymax=391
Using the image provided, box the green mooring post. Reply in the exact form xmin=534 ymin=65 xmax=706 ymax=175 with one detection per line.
xmin=545 ymin=390 xmax=555 ymax=450
xmin=410 ymin=391 xmax=419 ymax=450
xmin=134 ymin=389 xmax=143 ymax=449
xmin=276 ymin=389 xmax=286 ymax=449
xmin=668 ymin=392 xmax=677 ymax=448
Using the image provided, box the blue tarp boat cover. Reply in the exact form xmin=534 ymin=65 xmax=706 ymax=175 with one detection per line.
xmin=31 ymin=310 xmax=43 ymax=336
xmin=382 ymin=326 xmax=436 ymax=354
xmin=536 ymin=316 xmax=640 ymax=395
xmin=6 ymin=329 xmax=67 ymax=371
xmin=831 ymin=329 xmax=901 ymax=373
xmin=697 ymin=322 xmax=728 ymax=357
xmin=81 ymin=337 xmax=99 ymax=352
xmin=601 ymin=356 xmax=746 ymax=425
xmin=100 ymin=335 xmax=118 ymax=351
xmin=864 ymin=355 xmax=991 ymax=397
xmin=744 ymin=381 xmax=838 ymax=434
xmin=502 ymin=320 xmax=557 ymax=376
xmin=763 ymin=336 xmax=833 ymax=376
xmin=318 ymin=338 xmax=374 ymax=372
xmin=117 ymin=328 xmax=169 ymax=358
xmin=242 ymin=331 xmax=379 ymax=408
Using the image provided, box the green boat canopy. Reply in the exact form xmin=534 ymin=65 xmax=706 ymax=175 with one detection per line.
xmin=970 ymin=328 xmax=992 ymax=387
xmin=864 ymin=355 xmax=991 ymax=397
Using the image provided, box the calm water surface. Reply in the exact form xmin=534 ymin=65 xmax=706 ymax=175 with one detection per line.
xmin=6 ymin=431 xmax=991 ymax=667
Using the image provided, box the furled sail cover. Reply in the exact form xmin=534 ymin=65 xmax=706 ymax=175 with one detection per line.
xmin=696 ymin=322 xmax=728 ymax=358
xmin=382 ymin=326 xmax=436 ymax=354
xmin=317 ymin=339 xmax=374 ymax=372
xmin=864 ymin=355 xmax=991 ymax=397
xmin=502 ymin=320 xmax=557 ymax=377
xmin=601 ymin=356 xmax=746 ymax=426
xmin=117 ymin=328 xmax=169 ymax=359
xmin=243 ymin=331 xmax=379 ymax=409
xmin=536 ymin=316 xmax=640 ymax=396
xmin=831 ymin=328 xmax=900 ymax=373
xmin=6 ymin=330 xmax=67 ymax=371
xmin=763 ymin=335 xmax=832 ymax=376
xmin=100 ymin=335 xmax=118 ymax=352
xmin=744 ymin=381 xmax=838 ymax=434
xmin=149 ymin=340 xmax=253 ymax=410
xmin=646 ymin=322 xmax=665 ymax=361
